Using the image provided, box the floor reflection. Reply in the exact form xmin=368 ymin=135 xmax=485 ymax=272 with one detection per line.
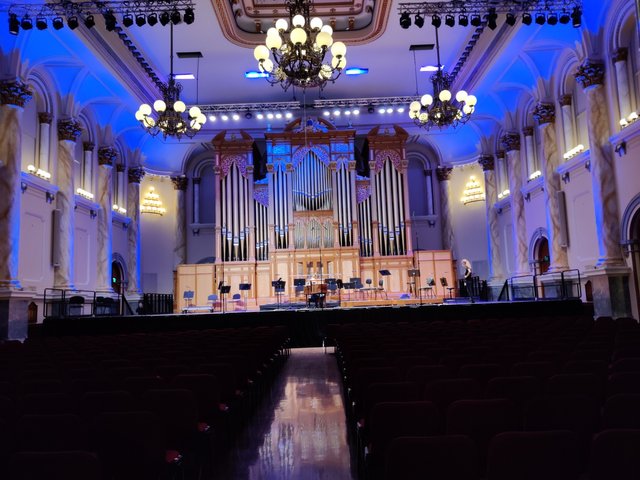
xmin=221 ymin=347 xmax=354 ymax=480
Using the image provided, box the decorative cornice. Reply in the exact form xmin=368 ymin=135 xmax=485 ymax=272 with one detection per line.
xmin=57 ymin=118 xmax=83 ymax=142
xmin=435 ymin=166 xmax=453 ymax=182
xmin=478 ymin=155 xmax=495 ymax=171
xmin=38 ymin=112 xmax=53 ymax=124
xmin=575 ymin=61 xmax=605 ymax=89
xmin=83 ymin=142 xmax=95 ymax=152
xmin=116 ymin=163 xmax=126 ymax=173
xmin=533 ymin=103 xmax=556 ymax=125
xmin=127 ymin=167 xmax=145 ymax=184
xmin=171 ymin=176 xmax=188 ymax=191
xmin=522 ymin=126 xmax=534 ymax=137
xmin=612 ymin=47 xmax=628 ymax=63
xmin=98 ymin=146 xmax=118 ymax=166
xmin=559 ymin=95 xmax=572 ymax=107
xmin=0 ymin=79 xmax=33 ymax=107
xmin=500 ymin=132 xmax=521 ymax=151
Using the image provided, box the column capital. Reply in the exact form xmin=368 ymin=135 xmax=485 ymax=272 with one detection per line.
xmin=559 ymin=94 xmax=573 ymax=107
xmin=83 ymin=141 xmax=95 ymax=152
xmin=57 ymin=118 xmax=83 ymax=142
xmin=612 ymin=47 xmax=628 ymax=63
xmin=127 ymin=167 xmax=145 ymax=184
xmin=0 ymin=79 xmax=32 ymax=107
xmin=496 ymin=150 xmax=505 ymax=159
xmin=500 ymin=132 xmax=521 ymax=151
xmin=478 ymin=155 xmax=495 ymax=171
xmin=38 ymin=111 xmax=53 ymax=124
xmin=533 ymin=102 xmax=556 ymax=125
xmin=98 ymin=146 xmax=118 ymax=166
xmin=522 ymin=126 xmax=534 ymax=136
xmin=171 ymin=176 xmax=188 ymax=191
xmin=575 ymin=61 xmax=605 ymax=89
xmin=116 ymin=163 xmax=126 ymax=173
xmin=435 ymin=166 xmax=453 ymax=182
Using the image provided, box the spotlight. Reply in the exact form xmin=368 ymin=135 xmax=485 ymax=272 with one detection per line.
xmin=571 ymin=7 xmax=581 ymax=28
xmin=458 ymin=14 xmax=468 ymax=27
xmin=104 ymin=12 xmax=117 ymax=31
xmin=486 ymin=9 xmax=497 ymax=30
xmin=20 ymin=16 xmax=32 ymax=30
xmin=147 ymin=13 xmax=158 ymax=26
xmin=84 ymin=15 xmax=95 ymax=28
xmin=414 ymin=13 xmax=424 ymax=28
xmin=170 ymin=10 xmax=181 ymax=25
xmin=68 ymin=16 xmax=79 ymax=30
xmin=522 ymin=12 xmax=532 ymax=25
xmin=399 ymin=11 xmax=411 ymax=29
xmin=445 ymin=14 xmax=455 ymax=27
xmin=36 ymin=16 xmax=47 ymax=30
xmin=159 ymin=11 xmax=170 ymax=26
xmin=367 ymin=105 xmax=375 ymax=114
xmin=9 ymin=13 xmax=19 ymax=35
xmin=122 ymin=14 xmax=133 ymax=27
xmin=470 ymin=15 xmax=481 ymax=27
xmin=245 ymin=111 xmax=253 ymax=119
xmin=559 ymin=11 xmax=570 ymax=24
xmin=184 ymin=7 xmax=195 ymax=25
xmin=52 ymin=16 xmax=64 ymax=30
xmin=506 ymin=12 xmax=516 ymax=26
xmin=135 ymin=14 xmax=146 ymax=27
xmin=431 ymin=14 xmax=441 ymax=28
xmin=535 ymin=13 xmax=546 ymax=25
xmin=547 ymin=13 xmax=558 ymax=26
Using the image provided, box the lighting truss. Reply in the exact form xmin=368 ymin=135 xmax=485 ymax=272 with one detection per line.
xmin=314 ymin=96 xmax=417 ymax=108
xmin=198 ymin=102 xmax=303 ymax=114
xmin=397 ymin=0 xmax=582 ymax=16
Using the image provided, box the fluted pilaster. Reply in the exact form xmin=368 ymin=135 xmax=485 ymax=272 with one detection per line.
xmin=96 ymin=147 xmax=116 ymax=290
xmin=479 ymin=155 xmax=504 ymax=281
xmin=172 ymin=176 xmax=188 ymax=265
xmin=436 ymin=166 xmax=455 ymax=255
xmin=127 ymin=167 xmax=145 ymax=294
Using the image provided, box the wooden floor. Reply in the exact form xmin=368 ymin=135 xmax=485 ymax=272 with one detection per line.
xmin=216 ymin=347 xmax=354 ymax=479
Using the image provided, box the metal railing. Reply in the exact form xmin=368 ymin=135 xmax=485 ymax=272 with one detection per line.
xmin=498 ymin=269 xmax=583 ymax=302
xmin=43 ymin=288 xmax=122 ymax=318
xmin=142 ymin=293 xmax=174 ymax=315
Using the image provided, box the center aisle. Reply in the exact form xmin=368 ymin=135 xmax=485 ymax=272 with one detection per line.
xmin=217 ymin=347 xmax=354 ymax=479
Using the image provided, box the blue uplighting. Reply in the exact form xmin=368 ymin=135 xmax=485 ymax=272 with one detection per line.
xmin=344 ymin=67 xmax=369 ymax=76
xmin=245 ymin=71 xmax=270 ymax=79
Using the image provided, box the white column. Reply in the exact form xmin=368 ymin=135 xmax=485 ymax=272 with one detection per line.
xmin=37 ymin=112 xmax=52 ymax=172
xmin=613 ymin=48 xmax=632 ymax=121
xmin=127 ymin=167 xmax=144 ymax=294
xmin=522 ymin=127 xmax=536 ymax=179
xmin=559 ymin=95 xmax=576 ymax=153
xmin=172 ymin=176 xmax=188 ymax=265
xmin=96 ymin=147 xmax=115 ymax=291
xmin=479 ymin=155 xmax=504 ymax=282
xmin=436 ymin=166 xmax=455 ymax=255
xmin=82 ymin=142 xmax=94 ymax=192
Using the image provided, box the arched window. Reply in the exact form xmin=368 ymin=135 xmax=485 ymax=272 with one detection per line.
xmin=612 ymin=13 xmax=640 ymax=128
xmin=193 ymin=160 xmax=215 ymax=225
xmin=573 ymin=77 xmax=589 ymax=148
xmin=21 ymin=84 xmax=52 ymax=177
xmin=523 ymin=107 xmax=540 ymax=179
xmin=406 ymin=151 xmax=435 ymax=216
xmin=111 ymin=146 xmax=127 ymax=214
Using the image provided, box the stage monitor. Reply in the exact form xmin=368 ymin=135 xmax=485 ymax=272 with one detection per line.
xmin=239 ymin=283 xmax=251 ymax=291
xmin=408 ymin=269 xmax=420 ymax=277
xmin=379 ymin=270 xmax=391 ymax=276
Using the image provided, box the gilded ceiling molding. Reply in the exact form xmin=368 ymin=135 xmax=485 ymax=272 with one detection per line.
xmin=209 ymin=0 xmax=394 ymax=48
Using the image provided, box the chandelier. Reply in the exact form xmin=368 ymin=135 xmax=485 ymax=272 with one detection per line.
xmin=252 ymin=0 xmax=347 ymax=91
xmin=140 ymin=186 xmax=167 ymax=215
xmin=409 ymin=27 xmax=476 ymax=129
xmin=461 ymin=176 xmax=485 ymax=204
xmin=135 ymin=24 xmax=206 ymax=139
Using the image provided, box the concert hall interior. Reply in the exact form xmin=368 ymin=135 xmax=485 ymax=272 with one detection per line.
xmin=2 ymin=0 xmax=640 ymax=478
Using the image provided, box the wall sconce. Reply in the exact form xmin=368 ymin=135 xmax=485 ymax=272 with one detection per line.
xmin=524 ymin=192 xmax=531 ymax=202
xmin=615 ymin=141 xmax=627 ymax=157
xmin=584 ymin=160 xmax=591 ymax=172
xmin=192 ymin=228 xmax=200 ymax=236
xmin=45 ymin=192 xmax=55 ymax=204
xmin=21 ymin=182 xmax=27 ymax=193
xmin=561 ymin=172 xmax=570 ymax=183
xmin=89 ymin=209 xmax=97 ymax=219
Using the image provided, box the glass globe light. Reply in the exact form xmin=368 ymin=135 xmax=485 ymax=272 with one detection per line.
xmin=421 ymin=94 xmax=433 ymax=106
xmin=455 ymin=90 xmax=468 ymax=102
xmin=266 ymin=34 xmax=282 ymax=50
xmin=316 ymin=31 xmax=332 ymax=48
xmin=267 ymin=27 xmax=279 ymax=37
xmin=174 ymin=100 xmax=186 ymax=113
xmin=439 ymin=89 xmax=452 ymax=102
xmin=332 ymin=55 xmax=345 ymax=69
xmin=290 ymin=27 xmax=307 ymax=45
xmin=135 ymin=110 xmax=144 ymax=121
xmin=409 ymin=110 xmax=418 ymax=119
xmin=197 ymin=113 xmax=206 ymax=124
xmin=254 ymin=45 xmax=270 ymax=61
xmin=321 ymin=24 xmax=333 ymax=35
xmin=145 ymin=117 xmax=156 ymax=127
xmin=320 ymin=64 xmax=332 ymax=79
xmin=463 ymin=104 xmax=473 ymax=114
xmin=189 ymin=106 xmax=201 ymax=118
xmin=275 ymin=18 xmax=288 ymax=31
xmin=140 ymin=103 xmax=152 ymax=116
xmin=419 ymin=112 xmax=428 ymax=122
xmin=292 ymin=14 xmax=305 ymax=27
xmin=466 ymin=95 xmax=477 ymax=106
xmin=310 ymin=17 xmax=323 ymax=30
xmin=455 ymin=110 xmax=463 ymax=120
xmin=331 ymin=41 xmax=346 ymax=57
xmin=410 ymin=101 xmax=421 ymax=112
xmin=153 ymin=99 xmax=166 ymax=112
xmin=261 ymin=58 xmax=274 ymax=72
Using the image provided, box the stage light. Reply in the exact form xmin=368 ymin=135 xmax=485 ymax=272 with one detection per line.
xmin=535 ymin=13 xmax=546 ymax=25
xmin=159 ymin=11 xmax=170 ymax=26
xmin=245 ymin=111 xmax=253 ymax=119
xmin=36 ymin=16 xmax=47 ymax=30
xmin=135 ymin=14 xmax=146 ymax=27
xmin=9 ymin=13 xmax=19 ymax=35
xmin=458 ymin=14 xmax=468 ymax=27
xmin=571 ymin=7 xmax=581 ymax=28
xmin=170 ymin=10 xmax=181 ymax=25
xmin=20 ymin=16 xmax=32 ymax=30
xmin=104 ymin=11 xmax=117 ymax=31
xmin=486 ymin=9 xmax=497 ymax=30
xmin=470 ymin=15 xmax=481 ymax=27
xmin=68 ymin=16 xmax=79 ymax=29
xmin=184 ymin=7 xmax=194 ymax=24
xmin=506 ymin=12 xmax=516 ymax=26
xmin=52 ymin=16 xmax=64 ymax=30
xmin=522 ymin=12 xmax=532 ymax=25
xmin=399 ymin=11 xmax=411 ymax=29
xmin=122 ymin=14 xmax=133 ymax=27
xmin=559 ymin=11 xmax=570 ymax=24
xmin=414 ymin=13 xmax=424 ymax=28
xmin=147 ymin=13 xmax=158 ymax=26
xmin=445 ymin=14 xmax=455 ymax=27
xmin=547 ymin=13 xmax=558 ymax=25
xmin=431 ymin=14 xmax=441 ymax=28
xmin=84 ymin=15 xmax=95 ymax=28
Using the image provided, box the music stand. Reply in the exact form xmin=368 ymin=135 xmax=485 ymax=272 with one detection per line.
xmin=219 ymin=284 xmax=231 ymax=312
xmin=408 ymin=269 xmax=420 ymax=298
xmin=378 ymin=270 xmax=391 ymax=297
xmin=441 ymin=276 xmax=454 ymax=299
xmin=239 ymin=283 xmax=251 ymax=311
xmin=271 ymin=280 xmax=286 ymax=309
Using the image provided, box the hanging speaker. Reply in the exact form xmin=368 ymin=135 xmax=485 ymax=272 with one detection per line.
xmin=51 ymin=209 xmax=61 ymax=267
xmin=556 ymin=191 xmax=570 ymax=247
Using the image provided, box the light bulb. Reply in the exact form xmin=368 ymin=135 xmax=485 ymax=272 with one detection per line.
xmin=331 ymin=41 xmax=346 ymax=57
xmin=455 ymin=90 xmax=468 ymax=102
xmin=321 ymin=24 xmax=333 ymax=35
xmin=135 ymin=110 xmax=144 ymax=121
xmin=421 ymin=94 xmax=433 ymax=106
xmin=261 ymin=58 xmax=274 ymax=72
xmin=316 ymin=31 xmax=332 ymax=48
xmin=310 ymin=17 xmax=323 ymax=30
xmin=153 ymin=100 xmax=166 ymax=112
xmin=409 ymin=110 xmax=418 ymax=119
xmin=292 ymin=14 xmax=305 ymax=27
xmin=197 ymin=113 xmax=206 ymax=124
xmin=253 ymin=45 xmax=270 ymax=61
xmin=332 ymin=55 xmax=345 ymax=69
xmin=466 ymin=95 xmax=477 ymax=106
xmin=290 ymin=27 xmax=307 ymax=45
xmin=419 ymin=112 xmax=428 ymax=122
xmin=463 ymin=104 xmax=472 ymax=114
xmin=266 ymin=27 xmax=278 ymax=37
xmin=439 ymin=89 xmax=452 ymax=102
xmin=266 ymin=34 xmax=282 ymax=50
xmin=320 ymin=64 xmax=332 ymax=79
xmin=189 ymin=106 xmax=201 ymax=118
xmin=410 ymin=101 xmax=421 ymax=112
xmin=140 ymin=104 xmax=152 ymax=116
xmin=174 ymin=100 xmax=186 ymax=113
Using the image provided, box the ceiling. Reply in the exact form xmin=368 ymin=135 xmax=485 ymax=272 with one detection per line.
xmin=3 ymin=0 xmax=610 ymax=173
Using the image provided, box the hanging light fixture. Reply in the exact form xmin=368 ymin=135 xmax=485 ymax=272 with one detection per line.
xmin=461 ymin=176 xmax=485 ymax=204
xmin=140 ymin=186 xmax=167 ymax=215
xmin=135 ymin=24 xmax=206 ymax=139
xmin=252 ymin=0 xmax=347 ymax=91
xmin=409 ymin=27 xmax=476 ymax=129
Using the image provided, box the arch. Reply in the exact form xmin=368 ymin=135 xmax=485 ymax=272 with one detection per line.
xmin=529 ymin=227 xmax=550 ymax=274
xmin=621 ymin=192 xmax=640 ymax=244
xmin=291 ymin=145 xmax=330 ymax=169
xmin=111 ymin=252 xmax=128 ymax=293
